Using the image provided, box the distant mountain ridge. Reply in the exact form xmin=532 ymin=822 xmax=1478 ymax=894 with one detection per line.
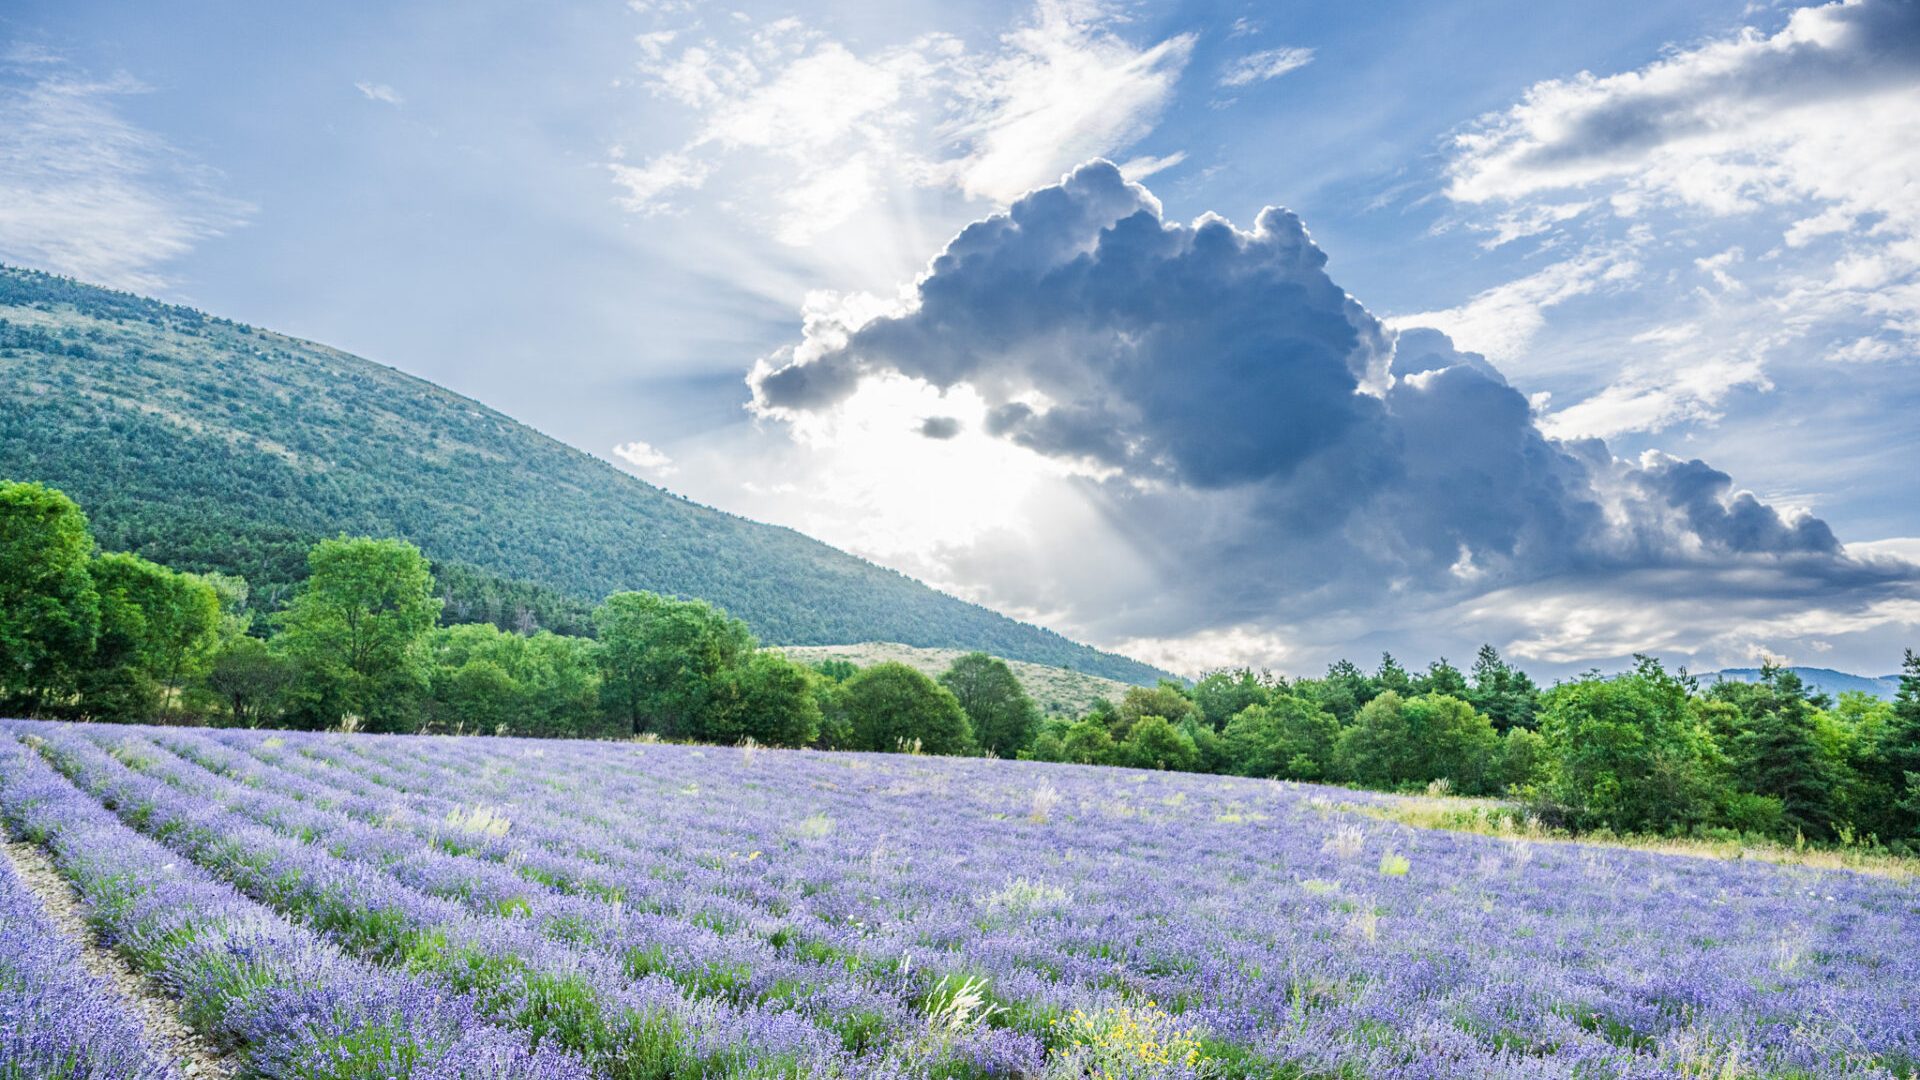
xmin=0 ymin=265 xmax=1170 ymax=685
xmin=1702 ymin=667 xmax=1904 ymax=701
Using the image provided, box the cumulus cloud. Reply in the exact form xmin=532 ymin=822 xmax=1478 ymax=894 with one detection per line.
xmin=612 ymin=439 xmax=676 ymax=474
xmin=0 ymin=55 xmax=248 ymax=291
xmin=746 ymin=161 xmax=1920 ymax=669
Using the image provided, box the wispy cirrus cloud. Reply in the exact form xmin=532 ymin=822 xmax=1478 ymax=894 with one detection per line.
xmin=1217 ymin=46 xmax=1314 ymax=88
xmin=608 ymin=1 xmax=1192 ymax=245
xmin=0 ymin=50 xmax=249 ymax=291
xmin=1427 ymin=0 xmax=1920 ymax=442
xmin=353 ymin=81 xmax=404 ymax=105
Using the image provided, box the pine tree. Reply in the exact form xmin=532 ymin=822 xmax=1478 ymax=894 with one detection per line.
xmin=1731 ymin=664 xmax=1838 ymax=840
xmin=1882 ymin=650 xmax=1920 ymax=839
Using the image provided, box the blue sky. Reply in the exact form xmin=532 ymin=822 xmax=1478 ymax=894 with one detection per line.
xmin=4 ymin=0 xmax=1917 ymax=676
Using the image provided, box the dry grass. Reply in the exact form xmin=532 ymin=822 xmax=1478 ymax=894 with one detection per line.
xmin=1347 ymin=794 xmax=1920 ymax=880
xmin=769 ymin=641 xmax=1137 ymax=716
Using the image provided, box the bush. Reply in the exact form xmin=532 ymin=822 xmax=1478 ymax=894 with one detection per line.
xmin=840 ymin=663 xmax=973 ymax=756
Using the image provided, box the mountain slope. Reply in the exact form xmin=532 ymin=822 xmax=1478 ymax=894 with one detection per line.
xmin=0 ymin=266 xmax=1168 ymax=685
xmin=1703 ymin=667 xmax=1903 ymax=701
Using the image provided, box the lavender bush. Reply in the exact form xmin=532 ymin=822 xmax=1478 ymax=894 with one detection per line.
xmin=2 ymin=719 xmax=1916 ymax=1079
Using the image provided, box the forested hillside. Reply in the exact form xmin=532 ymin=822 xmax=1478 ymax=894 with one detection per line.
xmin=0 ymin=266 xmax=1166 ymax=684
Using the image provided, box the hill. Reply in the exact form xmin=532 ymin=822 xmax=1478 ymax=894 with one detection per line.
xmin=1703 ymin=666 xmax=1903 ymax=701
xmin=770 ymin=641 xmax=1139 ymax=717
xmin=0 ymin=265 xmax=1168 ymax=685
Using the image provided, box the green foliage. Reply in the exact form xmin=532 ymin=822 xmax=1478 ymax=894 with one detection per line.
xmin=1118 ymin=715 xmax=1199 ymax=771
xmin=1469 ymin=644 xmax=1539 ymax=731
xmin=0 ymin=265 xmax=1167 ymax=684
xmin=1220 ymin=697 xmax=1340 ymax=780
xmin=1334 ymin=692 xmax=1501 ymax=794
xmin=939 ymin=653 xmax=1039 ymax=757
xmin=1715 ymin=665 xmax=1839 ymax=840
xmin=1497 ymin=726 xmax=1550 ymax=790
xmin=274 ymin=536 xmax=441 ymax=732
xmin=1114 ymin=683 xmax=1199 ymax=740
xmin=709 ymin=652 xmax=823 ymax=748
xmin=1534 ymin=657 xmax=1721 ymax=834
xmin=840 ymin=663 xmax=973 ymax=755
xmin=201 ymin=635 xmax=297 ymax=727
xmin=1412 ymin=658 xmax=1469 ymax=699
xmin=1053 ymin=718 xmax=1118 ymax=765
xmin=1879 ymin=651 xmax=1920 ymax=840
xmin=78 ymin=551 xmax=220 ymax=722
xmin=809 ymin=658 xmax=859 ymax=684
xmin=1191 ymin=668 xmax=1274 ymax=730
xmin=0 ymin=480 xmax=99 ymax=715
xmin=594 ymin=591 xmax=755 ymax=739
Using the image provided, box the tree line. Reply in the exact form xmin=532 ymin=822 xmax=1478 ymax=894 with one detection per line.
xmin=5 ymin=480 xmax=1917 ymax=850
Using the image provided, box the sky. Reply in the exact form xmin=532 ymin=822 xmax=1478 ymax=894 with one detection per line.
xmin=4 ymin=0 xmax=1918 ymax=678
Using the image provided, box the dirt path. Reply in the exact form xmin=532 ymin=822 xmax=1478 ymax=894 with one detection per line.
xmin=2 ymin=833 xmax=235 ymax=1078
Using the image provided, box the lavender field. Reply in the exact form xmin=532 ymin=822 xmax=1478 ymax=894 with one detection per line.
xmin=1 ymin=720 xmax=1915 ymax=1080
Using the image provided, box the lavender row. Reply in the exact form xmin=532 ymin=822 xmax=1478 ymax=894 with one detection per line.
xmin=184 ymin=725 xmax=1920 ymax=1077
xmin=0 ymin=730 xmax=589 ymax=1080
xmin=0 ymin=831 xmax=180 ymax=1079
xmin=33 ymin=724 xmax=1040 ymax=1079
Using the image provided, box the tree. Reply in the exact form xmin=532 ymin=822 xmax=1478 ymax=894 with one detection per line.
xmin=1192 ymin=668 xmax=1273 ymax=730
xmin=840 ymin=662 xmax=973 ymax=755
xmin=1723 ymin=664 xmax=1839 ymax=840
xmin=0 ymin=480 xmax=99 ymax=715
xmin=1469 ymin=644 xmax=1539 ymax=731
xmin=1497 ymin=726 xmax=1549 ymax=790
xmin=201 ymin=635 xmax=296 ymax=727
xmin=275 ymin=537 xmax=441 ymax=731
xmin=1334 ymin=692 xmax=1500 ymax=793
xmin=1878 ymin=650 xmax=1920 ymax=840
xmin=76 ymin=551 xmax=220 ymax=723
xmin=1534 ymin=657 xmax=1721 ymax=834
xmin=1413 ymin=659 xmax=1469 ymax=699
xmin=1120 ymin=715 xmax=1199 ymax=771
xmin=1311 ymin=659 xmax=1374 ymax=724
xmin=709 ymin=652 xmax=822 ymax=748
xmin=940 ymin=653 xmax=1039 ymax=756
xmin=1055 ymin=718 xmax=1118 ymax=765
xmin=1220 ymin=697 xmax=1340 ymax=779
xmin=594 ymin=591 xmax=754 ymax=739
xmin=1374 ymin=653 xmax=1413 ymax=696
xmin=1114 ymin=683 xmax=1198 ymax=740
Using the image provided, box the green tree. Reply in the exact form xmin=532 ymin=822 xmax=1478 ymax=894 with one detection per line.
xmin=1120 ymin=715 xmax=1199 ymax=771
xmin=1721 ymin=664 xmax=1840 ymax=840
xmin=1469 ymin=644 xmax=1539 ymax=731
xmin=939 ymin=652 xmax=1040 ymax=756
xmin=593 ymin=591 xmax=754 ymax=739
xmin=275 ymin=536 xmax=441 ymax=732
xmin=1055 ymin=717 xmax=1118 ymax=765
xmin=1374 ymin=653 xmax=1413 ymax=696
xmin=1334 ymin=692 xmax=1500 ymax=793
xmin=709 ymin=652 xmax=822 ymax=748
xmin=76 ymin=551 xmax=220 ymax=723
xmin=1534 ymin=657 xmax=1721 ymax=834
xmin=0 ymin=480 xmax=99 ymax=715
xmin=1309 ymin=659 xmax=1374 ymax=724
xmin=1192 ymin=668 xmax=1273 ymax=730
xmin=1879 ymin=651 xmax=1920 ymax=840
xmin=1220 ymin=697 xmax=1340 ymax=779
xmin=1497 ymin=726 xmax=1549 ymax=790
xmin=1114 ymin=683 xmax=1198 ymax=740
xmin=1412 ymin=658 xmax=1469 ymax=699
xmin=201 ymin=635 xmax=296 ymax=727
xmin=840 ymin=662 xmax=972 ymax=755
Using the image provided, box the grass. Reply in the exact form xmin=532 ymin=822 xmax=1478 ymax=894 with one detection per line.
xmin=1345 ymin=794 xmax=1920 ymax=880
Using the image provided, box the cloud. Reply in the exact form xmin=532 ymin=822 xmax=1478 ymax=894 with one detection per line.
xmin=611 ymin=1 xmax=1192 ymax=243
xmin=353 ymin=81 xmax=404 ymax=105
xmin=1218 ymin=46 xmax=1314 ymax=88
xmin=612 ymin=439 xmax=676 ymax=474
xmin=743 ymin=161 xmax=1919 ymax=670
xmin=0 ymin=58 xmax=248 ymax=291
xmin=918 ymin=416 xmax=962 ymax=439
xmin=1434 ymin=0 xmax=1920 ymax=440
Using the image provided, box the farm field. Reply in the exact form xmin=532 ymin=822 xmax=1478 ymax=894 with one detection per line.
xmin=1 ymin=721 xmax=1916 ymax=1080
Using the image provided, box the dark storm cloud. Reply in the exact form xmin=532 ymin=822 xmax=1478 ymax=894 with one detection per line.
xmin=749 ymin=160 xmax=1918 ymax=638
